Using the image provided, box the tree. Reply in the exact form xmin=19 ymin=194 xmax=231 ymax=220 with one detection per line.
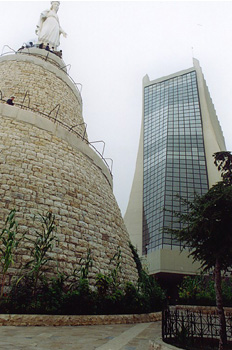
xmin=168 ymin=151 xmax=232 ymax=350
xmin=214 ymin=151 xmax=232 ymax=185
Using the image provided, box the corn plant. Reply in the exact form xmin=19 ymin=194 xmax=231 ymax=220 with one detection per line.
xmin=110 ymin=246 xmax=122 ymax=288
xmin=0 ymin=209 xmax=23 ymax=297
xmin=80 ymin=248 xmax=93 ymax=280
xmin=25 ymin=212 xmax=58 ymax=295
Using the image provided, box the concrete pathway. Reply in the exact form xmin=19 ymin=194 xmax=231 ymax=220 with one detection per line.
xmin=0 ymin=321 xmax=161 ymax=350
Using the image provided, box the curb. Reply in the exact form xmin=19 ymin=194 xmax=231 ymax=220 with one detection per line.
xmin=0 ymin=312 xmax=162 ymax=326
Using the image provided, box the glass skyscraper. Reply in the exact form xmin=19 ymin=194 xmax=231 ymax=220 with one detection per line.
xmin=124 ymin=59 xmax=226 ymax=281
xmin=143 ymin=70 xmax=209 ymax=254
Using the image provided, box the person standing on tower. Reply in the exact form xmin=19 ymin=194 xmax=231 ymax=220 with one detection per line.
xmin=6 ymin=96 xmax=15 ymax=106
xmin=35 ymin=1 xmax=67 ymax=51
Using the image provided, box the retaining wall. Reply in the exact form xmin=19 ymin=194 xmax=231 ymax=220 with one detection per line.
xmin=0 ymin=312 xmax=162 ymax=326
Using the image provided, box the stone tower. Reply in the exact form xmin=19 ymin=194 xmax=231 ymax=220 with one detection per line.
xmin=0 ymin=14 xmax=138 ymax=286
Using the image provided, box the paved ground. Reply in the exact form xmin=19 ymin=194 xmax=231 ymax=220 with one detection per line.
xmin=0 ymin=321 xmax=161 ymax=350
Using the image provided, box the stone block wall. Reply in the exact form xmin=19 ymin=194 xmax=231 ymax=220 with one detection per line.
xmin=0 ymin=51 xmax=138 ymax=287
xmin=0 ymin=113 xmax=138 ymax=285
xmin=0 ymin=51 xmax=85 ymax=138
xmin=0 ymin=312 xmax=162 ymax=326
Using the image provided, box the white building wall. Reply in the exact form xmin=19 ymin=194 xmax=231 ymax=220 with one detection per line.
xmin=193 ymin=58 xmax=226 ymax=187
xmin=124 ymin=59 xmax=227 ymax=275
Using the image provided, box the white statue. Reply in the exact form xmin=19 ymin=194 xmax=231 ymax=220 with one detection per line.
xmin=35 ymin=1 xmax=67 ymax=51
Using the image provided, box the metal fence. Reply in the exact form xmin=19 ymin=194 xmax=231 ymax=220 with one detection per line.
xmin=162 ymin=307 xmax=232 ymax=348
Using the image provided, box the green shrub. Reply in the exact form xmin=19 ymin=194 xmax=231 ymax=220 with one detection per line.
xmin=178 ymin=274 xmax=232 ymax=306
xmin=62 ymin=278 xmax=97 ymax=315
xmin=4 ymin=276 xmax=34 ymax=313
xmin=121 ymin=282 xmax=145 ymax=314
xmin=96 ymin=273 xmax=113 ymax=296
xmin=2 ymin=274 xmax=66 ymax=314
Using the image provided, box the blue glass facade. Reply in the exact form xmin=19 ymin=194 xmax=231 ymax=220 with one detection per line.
xmin=143 ymin=71 xmax=209 ymax=254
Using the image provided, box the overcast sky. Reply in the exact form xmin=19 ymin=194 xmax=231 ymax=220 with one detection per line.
xmin=0 ymin=0 xmax=232 ymax=215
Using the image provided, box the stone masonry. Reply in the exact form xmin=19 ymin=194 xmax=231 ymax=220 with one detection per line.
xmin=0 ymin=49 xmax=85 ymax=137
xmin=0 ymin=312 xmax=162 ymax=326
xmin=0 ymin=48 xmax=138 ymax=287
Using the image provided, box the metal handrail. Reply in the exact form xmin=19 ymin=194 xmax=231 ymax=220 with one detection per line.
xmin=60 ymin=64 xmax=71 ymax=74
xmin=89 ymin=141 xmax=106 ymax=157
xmin=22 ymin=90 xmax=31 ymax=108
xmin=1 ymin=45 xmax=16 ymax=55
xmin=104 ymin=158 xmax=113 ymax=173
xmin=69 ymin=122 xmax=87 ymax=140
xmin=88 ymin=143 xmax=113 ymax=176
xmin=48 ymin=104 xmax=60 ymax=121
xmin=74 ymin=82 xmax=83 ymax=93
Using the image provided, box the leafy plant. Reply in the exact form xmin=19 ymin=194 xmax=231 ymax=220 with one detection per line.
xmin=96 ymin=273 xmax=112 ymax=296
xmin=4 ymin=274 xmax=66 ymax=314
xmin=109 ymin=246 xmax=122 ymax=289
xmin=65 ymin=249 xmax=94 ymax=292
xmin=129 ymin=242 xmax=166 ymax=312
xmin=214 ymin=151 xmax=232 ymax=185
xmin=0 ymin=209 xmax=24 ymax=297
xmin=175 ymin=324 xmax=192 ymax=348
xmin=63 ymin=278 xmax=97 ymax=315
xmin=129 ymin=242 xmax=143 ymax=276
xmin=178 ymin=274 xmax=232 ymax=307
xmin=178 ymin=275 xmax=215 ymax=305
xmin=79 ymin=248 xmax=93 ymax=280
xmin=24 ymin=211 xmax=58 ymax=295
xmin=95 ymin=246 xmax=122 ymax=297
